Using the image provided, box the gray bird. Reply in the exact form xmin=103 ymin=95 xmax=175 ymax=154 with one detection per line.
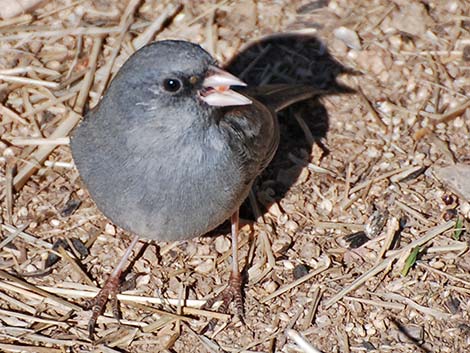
xmin=71 ymin=40 xmax=324 ymax=338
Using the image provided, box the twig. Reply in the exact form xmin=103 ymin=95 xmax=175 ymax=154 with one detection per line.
xmin=0 ymin=270 xmax=81 ymax=311
xmin=324 ymin=221 xmax=455 ymax=308
xmin=260 ymin=256 xmax=331 ymax=303
xmin=94 ymin=0 xmax=141 ymax=99
xmin=13 ymin=35 xmax=103 ymax=190
xmin=132 ymin=3 xmax=182 ymax=50
xmin=286 ymin=329 xmax=323 ymax=353
xmin=0 ymin=73 xmax=59 ymax=88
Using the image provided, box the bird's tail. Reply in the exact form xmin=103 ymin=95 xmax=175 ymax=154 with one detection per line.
xmin=243 ymin=84 xmax=342 ymax=112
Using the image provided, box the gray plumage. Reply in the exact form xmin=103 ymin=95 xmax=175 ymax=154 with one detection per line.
xmin=71 ymin=40 xmax=320 ymax=241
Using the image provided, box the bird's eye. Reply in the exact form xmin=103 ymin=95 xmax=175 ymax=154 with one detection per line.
xmin=163 ymin=78 xmax=182 ymax=92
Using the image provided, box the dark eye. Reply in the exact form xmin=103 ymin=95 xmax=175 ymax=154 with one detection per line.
xmin=163 ymin=78 xmax=182 ymax=92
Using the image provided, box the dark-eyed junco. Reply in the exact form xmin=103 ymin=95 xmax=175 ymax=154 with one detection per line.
xmin=71 ymin=40 xmax=326 ymax=338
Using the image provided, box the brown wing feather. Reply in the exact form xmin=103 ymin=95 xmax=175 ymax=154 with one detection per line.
xmin=243 ymin=84 xmax=330 ymax=112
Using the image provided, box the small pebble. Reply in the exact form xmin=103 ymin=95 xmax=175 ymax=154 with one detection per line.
xmin=460 ymin=202 xmax=470 ymax=219
xmin=293 ymin=264 xmax=310 ymax=279
xmin=354 ymin=324 xmax=366 ymax=337
xmin=46 ymin=60 xmax=62 ymax=70
xmin=268 ymin=201 xmax=283 ymax=218
xmin=18 ymin=207 xmax=28 ymax=217
xmin=296 ymin=167 xmax=309 ymax=184
xmin=105 ymin=223 xmax=116 ymax=235
xmin=262 ymin=280 xmax=278 ymax=294
xmin=136 ymin=273 xmax=151 ymax=287
xmin=272 ymin=234 xmax=292 ymax=253
xmin=318 ymin=199 xmax=333 ymax=215
xmin=373 ymin=318 xmax=387 ymax=330
xmin=282 ymin=260 xmax=295 ymax=270
xmin=333 ymin=26 xmax=361 ymax=50
xmin=277 ymin=213 xmax=288 ymax=225
xmin=194 ymin=259 xmax=214 ymax=274
xmin=365 ymin=323 xmax=376 ymax=336
xmin=214 ymin=236 xmax=230 ymax=254
xmin=26 ymin=264 xmax=38 ymax=272
xmin=285 ymin=220 xmax=299 ymax=233
xmin=397 ymin=325 xmax=424 ymax=343
xmin=50 ymin=219 xmax=60 ymax=227
xmin=362 ymin=341 xmax=376 ymax=350
xmin=430 ymin=260 xmax=445 ymax=269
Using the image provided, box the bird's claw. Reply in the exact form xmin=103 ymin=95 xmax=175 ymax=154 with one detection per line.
xmin=203 ymin=271 xmax=244 ymax=331
xmin=84 ymin=274 xmax=122 ymax=340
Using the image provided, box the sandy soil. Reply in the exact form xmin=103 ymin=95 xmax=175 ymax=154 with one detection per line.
xmin=0 ymin=1 xmax=470 ymax=352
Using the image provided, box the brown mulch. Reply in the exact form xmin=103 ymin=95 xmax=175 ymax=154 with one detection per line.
xmin=1 ymin=0 xmax=470 ymax=352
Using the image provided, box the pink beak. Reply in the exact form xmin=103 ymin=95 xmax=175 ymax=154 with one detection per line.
xmin=199 ymin=65 xmax=252 ymax=107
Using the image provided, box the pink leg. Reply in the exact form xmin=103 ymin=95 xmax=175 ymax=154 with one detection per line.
xmin=203 ymin=210 xmax=244 ymax=327
xmin=84 ymin=234 xmax=140 ymax=339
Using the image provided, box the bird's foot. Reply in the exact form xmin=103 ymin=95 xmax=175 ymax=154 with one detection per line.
xmin=203 ymin=271 xmax=244 ymax=331
xmin=83 ymin=273 xmax=136 ymax=340
xmin=83 ymin=274 xmax=121 ymax=340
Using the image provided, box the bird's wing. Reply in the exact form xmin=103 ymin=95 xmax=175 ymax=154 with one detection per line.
xmin=242 ymin=84 xmax=330 ymax=112
xmin=221 ymin=98 xmax=279 ymax=182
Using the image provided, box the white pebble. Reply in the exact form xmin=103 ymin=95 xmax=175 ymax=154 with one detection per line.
xmin=373 ymin=318 xmax=387 ymax=330
xmin=3 ymin=147 xmax=15 ymax=157
xmin=18 ymin=207 xmax=28 ymax=217
xmin=136 ymin=274 xmax=151 ymax=287
xmin=26 ymin=264 xmax=38 ymax=272
xmin=333 ymin=26 xmax=361 ymax=50
xmin=214 ymin=236 xmax=230 ymax=254
xmin=262 ymin=280 xmax=278 ymax=294
xmin=195 ymin=259 xmax=214 ymax=274
xmin=354 ymin=324 xmax=366 ymax=337
xmin=282 ymin=260 xmax=295 ymax=270
xmin=285 ymin=220 xmax=299 ymax=233
xmin=50 ymin=219 xmax=60 ymax=227
xmin=105 ymin=223 xmax=116 ymax=235
xmin=365 ymin=323 xmax=376 ymax=336
xmin=367 ymin=147 xmax=380 ymax=158
xmin=318 ymin=199 xmax=333 ymax=215
xmin=453 ymin=117 xmax=464 ymax=128
xmin=460 ymin=202 xmax=470 ymax=219
xmin=278 ymin=213 xmax=288 ymax=225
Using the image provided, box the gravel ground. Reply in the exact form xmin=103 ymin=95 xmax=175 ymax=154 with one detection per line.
xmin=0 ymin=1 xmax=470 ymax=352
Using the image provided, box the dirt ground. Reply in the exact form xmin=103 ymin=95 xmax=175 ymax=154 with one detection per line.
xmin=1 ymin=0 xmax=470 ymax=352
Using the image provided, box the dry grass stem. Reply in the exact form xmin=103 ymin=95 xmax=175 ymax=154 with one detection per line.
xmin=376 ymin=217 xmax=400 ymax=261
xmin=0 ymin=344 xmax=63 ymax=353
xmin=286 ymin=329 xmax=323 ymax=353
xmin=9 ymin=137 xmax=70 ymax=145
xmin=260 ymin=256 xmax=330 ymax=303
xmin=394 ymin=200 xmax=432 ymax=226
xmin=325 ymin=221 xmax=455 ymax=308
xmin=132 ymin=3 xmax=182 ymax=50
xmin=344 ymin=295 xmax=405 ymax=311
xmin=1 ymin=1 xmax=469 ymax=351
xmin=0 ymin=272 xmax=81 ymax=311
xmin=379 ymin=292 xmax=450 ymax=320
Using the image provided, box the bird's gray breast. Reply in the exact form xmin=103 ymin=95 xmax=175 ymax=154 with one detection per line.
xmin=72 ymin=114 xmax=249 ymax=241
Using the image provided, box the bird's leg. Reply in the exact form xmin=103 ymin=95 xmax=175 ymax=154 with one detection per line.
xmin=229 ymin=209 xmax=244 ymax=317
xmin=84 ymin=234 xmax=140 ymax=340
xmin=203 ymin=209 xmax=244 ymax=327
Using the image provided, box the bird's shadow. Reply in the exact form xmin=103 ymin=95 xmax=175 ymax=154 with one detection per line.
xmin=224 ymin=33 xmax=353 ymax=221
